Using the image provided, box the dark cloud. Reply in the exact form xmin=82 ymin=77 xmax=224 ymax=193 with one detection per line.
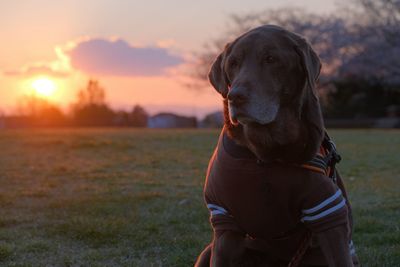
xmin=66 ymin=38 xmax=184 ymax=76
xmin=4 ymin=65 xmax=69 ymax=78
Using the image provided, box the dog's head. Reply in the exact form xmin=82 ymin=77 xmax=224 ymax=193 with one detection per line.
xmin=209 ymin=25 xmax=324 ymax=163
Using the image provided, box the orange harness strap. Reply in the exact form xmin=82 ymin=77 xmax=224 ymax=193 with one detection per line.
xmin=289 ymin=134 xmax=342 ymax=267
xmin=299 ymin=146 xmax=331 ymax=176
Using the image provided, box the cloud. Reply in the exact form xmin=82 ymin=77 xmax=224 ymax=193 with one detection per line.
xmin=4 ymin=47 xmax=70 ymax=78
xmin=65 ymin=38 xmax=184 ymax=76
xmin=4 ymin=64 xmax=69 ymax=78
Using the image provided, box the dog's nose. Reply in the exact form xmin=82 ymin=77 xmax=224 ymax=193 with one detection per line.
xmin=227 ymin=88 xmax=247 ymax=105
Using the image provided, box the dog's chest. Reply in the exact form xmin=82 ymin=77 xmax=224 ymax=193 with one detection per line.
xmin=205 ymin=160 xmax=302 ymax=238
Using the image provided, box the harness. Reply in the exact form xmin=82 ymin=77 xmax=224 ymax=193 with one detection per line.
xmin=288 ymin=132 xmax=341 ymax=267
xmin=300 ymin=132 xmax=341 ymax=180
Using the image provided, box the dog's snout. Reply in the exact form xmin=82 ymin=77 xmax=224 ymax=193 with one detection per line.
xmin=227 ymin=88 xmax=248 ymax=105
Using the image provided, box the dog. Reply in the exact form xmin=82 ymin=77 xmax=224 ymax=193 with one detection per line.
xmin=195 ymin=25 xmax=359 ymax=267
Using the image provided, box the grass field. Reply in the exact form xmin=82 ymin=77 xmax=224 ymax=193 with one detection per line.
xmin=0 ymin=128 xmax=399 ymax=267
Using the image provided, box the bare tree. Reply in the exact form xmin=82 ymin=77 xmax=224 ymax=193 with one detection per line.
xmin=72 ymin=80 xmax=115 ymax=126
xmin=189 ymin=2 xmax=400 ymax=87
xmin=339 ymin=0 xmax=400 ymax=82
xmin=76 ymin=79 xmax=106 ymax=108
xmin=187 ymin=8 xmax=357 ymax=89
xmin=355 ymin=0 xmax=400 ymax=44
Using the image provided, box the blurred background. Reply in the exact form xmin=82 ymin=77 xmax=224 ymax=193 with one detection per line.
xmin=1 ymin=0 xmax=399 ymax=129
xmin=0 ymin=1 xmax=399 ymax=266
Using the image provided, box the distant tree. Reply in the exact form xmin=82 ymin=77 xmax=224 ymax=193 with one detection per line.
xmin=75 ymin=79 xmax=106 ymax=107
xmin=113 ymin=110 xmax=130 ymax=126
xmin=129 ymin=105 xmax=148 ymax=127
xmin=0 ymin=109 xmax=4 ymax=128
xmin=72 ymin=80 xmax=115 ymax=126
xmin=35 ymin=104 xmax=67 ymax=127
xmin=73 ymin=104 xmax=115 ymax=126
xmin=16 ymin=95 xmax=67 ymax=126
xmin=325 ymin=78 xmax=400 ymax=118
xmin=17 ymin=94 xmax=46 ymax=117
xmin=112 ymin=105 xmax=148 ymax=127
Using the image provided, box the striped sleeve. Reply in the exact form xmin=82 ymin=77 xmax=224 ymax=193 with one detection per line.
xmin=207 ymin=203 xmax=229 ymax=216
xmin=301 ymin=182 xmax=349 ymax=232
xmin=206 ymin=202 xmax=244 ymax=235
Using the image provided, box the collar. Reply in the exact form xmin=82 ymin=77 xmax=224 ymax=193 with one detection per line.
xmin=222 ymin=131 xmax=340 ymax=177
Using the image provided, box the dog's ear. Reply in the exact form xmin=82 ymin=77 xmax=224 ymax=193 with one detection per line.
xmin=294 ymin=37 xmax=324 ymax=160
xmin=294 ymin=38 xmax=321 ymax=99
xmin=208 ymin=43 xmax=231 ymax=98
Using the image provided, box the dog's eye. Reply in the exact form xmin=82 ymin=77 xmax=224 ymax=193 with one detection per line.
xmin=263 ymin=55 xmax=275 ymax=63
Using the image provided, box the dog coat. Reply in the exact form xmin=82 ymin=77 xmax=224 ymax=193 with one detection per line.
xmin=204 ymin=129 xmax=355 ymax=265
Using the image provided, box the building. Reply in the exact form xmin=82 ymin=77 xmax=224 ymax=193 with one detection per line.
xmin=147 ymin=113 xmax=197 ymax=128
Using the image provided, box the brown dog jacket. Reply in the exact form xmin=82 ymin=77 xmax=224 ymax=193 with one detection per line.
xmin=204 ymin=128 xmax=356 ymax=265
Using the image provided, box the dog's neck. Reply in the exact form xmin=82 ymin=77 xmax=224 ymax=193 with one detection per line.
xmin=223 ymin=98 xmax=324 ymax=164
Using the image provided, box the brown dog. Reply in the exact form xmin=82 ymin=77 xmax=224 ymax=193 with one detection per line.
xmin=195 ymin=25 xmax=359 ymax=267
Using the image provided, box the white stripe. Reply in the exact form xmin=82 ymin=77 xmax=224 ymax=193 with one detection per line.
xmin=302 ymin=198 xmax=346 ymax=222
xmin=302 ymin=189 xmax=342 ymax=215
xmin=349 ymin=240 xmax=356 ymax=255
xmin=211 ymin=210 xmax=226 ymax=216
xmin=207 ymin=204 xmax=227 ymax=213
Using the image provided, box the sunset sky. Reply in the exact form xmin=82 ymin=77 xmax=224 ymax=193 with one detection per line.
xmin=0 ymin=0 xmax=337 ymax=118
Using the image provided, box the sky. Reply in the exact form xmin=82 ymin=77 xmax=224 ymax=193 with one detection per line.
xmin=0 ymin=0 xmax=338 ymax=118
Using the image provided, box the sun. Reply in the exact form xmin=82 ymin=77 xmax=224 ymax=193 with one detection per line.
xmin=31 ymin=78 xmax=56 ymax=97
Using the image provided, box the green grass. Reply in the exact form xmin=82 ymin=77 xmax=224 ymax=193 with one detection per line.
xmin=0 ymin=128 xmax=399 ymax=266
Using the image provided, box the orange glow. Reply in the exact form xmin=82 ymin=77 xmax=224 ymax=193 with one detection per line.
xmin=31 ymin=77 xmax=57 ymax=98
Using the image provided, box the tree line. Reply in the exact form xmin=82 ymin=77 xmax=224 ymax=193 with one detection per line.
xmin=4 ymin=80 xmax=148 ymax=128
